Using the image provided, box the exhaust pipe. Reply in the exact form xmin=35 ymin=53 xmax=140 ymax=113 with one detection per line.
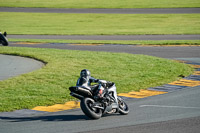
xmin=69 ymin=86 xmax=93 ymax=98
xmin=70 ymin=92 xmax=83 ymax=100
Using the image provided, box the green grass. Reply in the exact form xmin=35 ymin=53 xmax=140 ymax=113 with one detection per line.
xmin=1 ymin=12 xmax=200 ymax=35
xmin=0 ymin=47 xmax=193 ymax=112
xmin=0 ymin=1 xmax=198 ymax=112
xmin=9 ymin=39 xmax=200 ymax=45
xmin=0 ymin=0 xmax=199 ymax=8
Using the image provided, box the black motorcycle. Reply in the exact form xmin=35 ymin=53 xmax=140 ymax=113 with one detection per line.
xmin=69 ymin=80 xmax=129 ymax=119
xmin=0 ymin=32 xmax=9 ymax=46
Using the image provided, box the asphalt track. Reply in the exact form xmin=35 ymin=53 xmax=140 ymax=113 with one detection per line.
xmin=7 ymin=34 xmax=200 ymax=40
xmin=1 ymin=7 xmax=200 ymax=14
xmin=2 ymin=7 xmax=200 ymax=40
xmin=8 ymin=42 xmax=200 ymax=58
xmin=0 ymin=43 xmax=200 ymax=133
xmin=0 ymin=87 xmax=200 ymax=133
xmin=0 ymin=54 xmax=44 ymax=81
xmin=1 ymin=7 xmax=200 ymax=133
xmin=0 ymin=72 xmax=200 ymax=133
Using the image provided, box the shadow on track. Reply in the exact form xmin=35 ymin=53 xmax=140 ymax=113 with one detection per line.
xmin=0 ymin=114 xmax=89 ymax=122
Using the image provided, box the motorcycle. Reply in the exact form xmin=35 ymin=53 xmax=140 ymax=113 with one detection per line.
xmin=69 ymin=80 xmax=129 ymax=119
xmin=0 ymin=32 xmax=9 ymax=46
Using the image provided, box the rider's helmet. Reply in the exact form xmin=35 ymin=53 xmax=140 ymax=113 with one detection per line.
xmin=80 ymin=69 xmax=91 ymax=79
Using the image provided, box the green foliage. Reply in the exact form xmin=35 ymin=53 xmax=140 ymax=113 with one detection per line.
xmin=0 ymin=47 xmax=193 ymax=111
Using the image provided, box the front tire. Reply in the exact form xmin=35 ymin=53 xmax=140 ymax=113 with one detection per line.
xmin=80 ymin=97 xmax=102 ymax=119
xmin=118 ymin=97 xmax=129 ymax=115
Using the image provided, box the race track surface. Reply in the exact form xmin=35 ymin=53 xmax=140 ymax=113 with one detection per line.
xmin=2 ymin=7 xmax=200 ymax=40
xmin=0 ymin=54 xmax=44 ymax=81
xmin=7 ymin=34 xmax=200 ymax=40
xmin=1 ymin=43 xmax=200 ymax=133
xmin=0 ymin=6 xmax=200 ymax=133
xmin=1 ymin=76 xmax=200 ymax=133
xmin=8 ymin=42 xmax=200 ymax=58
xmin=1 ymin=7 xmax=200 ymax=14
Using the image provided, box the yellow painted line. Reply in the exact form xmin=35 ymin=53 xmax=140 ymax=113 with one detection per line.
xmin=15 ymin=42 xmax=43 ymax=45
xmin=168 ymin=79 xmax=200 ymax=87
xmin=193 ymin=71 xmax=200 ymax=75
xmin=137 ymin=45 xmax=199 ymax=47
xmin=33 ymin=89 xmax=167 ymax=112
xmin=31 ymin=60 xmax=200 ymax=112
xmin=32 ymin=101 xmax=80 ymax=112
xmin=118 ymin=89 xmax=167 ymax=98
xmin=190 ymin=65 xmax=200 ymax=68
xmin=174 ymin=60 xmax=188 ymax=63
xmin=174 ymin=61 xmax=200 ymax=68
xmin=70 ymin=43 xmax=104 ymax=46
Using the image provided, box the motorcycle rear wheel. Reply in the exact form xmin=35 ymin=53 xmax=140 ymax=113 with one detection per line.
xmin=0 ymin=33 xmax=8 ymax=46
xmin=80 ymin=97 xmax=102 ymax=119
xmin=118 ymin=97 xmax=129 ymax=115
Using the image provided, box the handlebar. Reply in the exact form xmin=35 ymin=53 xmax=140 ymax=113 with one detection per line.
xmin=98 ymin=80 xmax=114 ymax=88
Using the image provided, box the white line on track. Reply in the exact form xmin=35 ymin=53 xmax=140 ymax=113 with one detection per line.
xmin=139 ymin=105 xmax=200 ymax=109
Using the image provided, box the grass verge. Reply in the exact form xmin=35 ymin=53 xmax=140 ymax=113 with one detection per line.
xmin=1 ymin=12 xmax=200 ymax=35
xmin=0 ymin=0 xmax=199 ymax=8
xmin=0 ymin=47 xmax=193 ymax=112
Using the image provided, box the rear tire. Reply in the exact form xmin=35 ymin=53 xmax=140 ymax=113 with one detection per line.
xmin=118 ymin=97 xmax=129 ymax=115
xmin=0 ymin=34 xmax=9 ymax=46
xmin=80 ymin=97 xmax=102 ymax=119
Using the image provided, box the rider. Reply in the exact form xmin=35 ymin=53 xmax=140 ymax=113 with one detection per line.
xmin=76 ymin=69 xmax=105 ymax=99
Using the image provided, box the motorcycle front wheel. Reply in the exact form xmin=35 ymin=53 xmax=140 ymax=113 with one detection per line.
xmin=80 ymin=97 xmax=102 ymax=119
xmin=118 ymin=97 xmax=129 ymax=115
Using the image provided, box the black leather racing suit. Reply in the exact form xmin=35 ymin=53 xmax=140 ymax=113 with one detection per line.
xmin=76 ymin=76 xmax=99 ymax=90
